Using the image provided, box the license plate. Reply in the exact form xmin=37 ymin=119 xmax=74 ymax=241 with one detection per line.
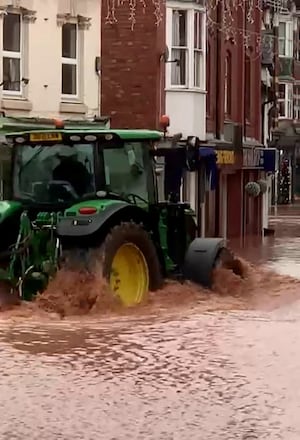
xmin=29 ymin=132 xmax=62 ymax=142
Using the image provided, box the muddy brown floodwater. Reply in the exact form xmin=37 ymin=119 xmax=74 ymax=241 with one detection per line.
xmin=2 ymin=211 xmax=300 ymax=439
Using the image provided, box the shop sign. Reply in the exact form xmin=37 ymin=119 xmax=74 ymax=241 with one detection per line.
xmin=216 ymin=150 xmax=235 ymax=165
xmin=243 ymin=148 xmax=264 ymax=168
xmin=242 ymin=147 xmax=278 ymax=172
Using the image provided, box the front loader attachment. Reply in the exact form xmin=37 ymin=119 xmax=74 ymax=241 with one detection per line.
xmin=183 ymin=238 xmax=243 ymax=288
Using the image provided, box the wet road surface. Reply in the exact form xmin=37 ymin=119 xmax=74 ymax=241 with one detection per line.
xmin=1 ymin=211 xmax=300 ymax=439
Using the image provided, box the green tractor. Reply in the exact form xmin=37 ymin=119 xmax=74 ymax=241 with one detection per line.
xmin=0 ymin=122 xmax=240 ymax=308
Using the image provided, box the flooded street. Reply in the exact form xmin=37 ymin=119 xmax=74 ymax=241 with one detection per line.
xmin=2 ymin=211 xmax=300 ymax=439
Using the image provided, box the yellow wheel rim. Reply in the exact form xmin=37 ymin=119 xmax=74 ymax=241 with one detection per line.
xmin=109 ymin=243 xmax=149 ymax=306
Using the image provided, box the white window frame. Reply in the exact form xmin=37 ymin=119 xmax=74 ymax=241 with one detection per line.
xmin=294 ymin=84 xmax=300 ymax=121
xmin=278 ymin=19 xmax=293 ymax=58
xmin=167 ymin=4 xmax=205 ymax=91
xmin=61 ymin=22 xmax=79 ymax=100
xmin=2 ymin=12 xmax=22 ymax=97
xmin=193 ymin=10 xmax=203 ymax=88
xmin=278 ymin=82 xmax=293 ymax=119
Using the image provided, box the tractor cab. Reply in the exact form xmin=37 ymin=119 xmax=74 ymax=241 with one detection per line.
xmin=5 ymin=125 xmax=161 ymax=210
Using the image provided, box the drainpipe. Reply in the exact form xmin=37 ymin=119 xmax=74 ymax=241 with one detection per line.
xmin=272 ymin=11 xmax=279 ymax=210
xmin=215 ymin=1 xmax=221 ymax=139
xmin=213 ymin=0 xmax=222 ymax=237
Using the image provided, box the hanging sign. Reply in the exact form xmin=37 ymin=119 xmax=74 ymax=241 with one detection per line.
xmin=216 ymin=150 xmax=235 ymax=165
xmin=243 ymin=148 xmax=264 ymax=168
xmin=242 ymin=147 xmax=277 ymax=172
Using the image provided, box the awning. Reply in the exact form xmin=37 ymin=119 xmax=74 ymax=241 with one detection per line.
xmin=199 ymin=147 xmax=216 ymax=158
xmin=199 ymin=146 xmax=217 ymax=191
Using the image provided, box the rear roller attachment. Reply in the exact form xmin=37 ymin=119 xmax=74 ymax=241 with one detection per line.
xmin=183 ymin=238 xmax=243 ymax=289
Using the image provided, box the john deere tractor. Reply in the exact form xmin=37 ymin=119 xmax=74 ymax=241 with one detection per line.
xmin=0 ymin=121 xmax=239 ymax=307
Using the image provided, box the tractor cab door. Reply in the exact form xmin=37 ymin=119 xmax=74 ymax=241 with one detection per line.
xmin=151 ymin=144 xmax=197 ymax=272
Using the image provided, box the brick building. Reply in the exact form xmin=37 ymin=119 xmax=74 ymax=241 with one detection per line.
xmin=205 ymin=0 xmax=273 ymax=239
xmin=100 ymin=2 xmax=166 ymax=129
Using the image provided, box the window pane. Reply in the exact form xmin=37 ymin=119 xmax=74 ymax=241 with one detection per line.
xmin=62 ymin=23 xmax=77 ymax=58
xmin=103 ymin=142 xmax=148 ymax=202
xmin=279 ymin=39 xmax=285 ymax=56
xmin=279 ymin=22 xmax=286 ymax=39
xmin=171 ymin=48 xmax=187 ymax=85
xmin=279 ymin=101 xmax=285 ymax=117
xmin=194 ymin=50 xmax=201 ymax=87
xmin=278 ymin=83 xmax=286 ymax=99
xmin=3 ymin=58 xmax=20 ymax=91
xmin=3 ymin=13 xmax=21 ymax=52
xmin=194 ymin=12 xmax=202 ymax=50
xmin=172 ymin=10 xmax=187 ymax=47
xmin=62 ymin=64 xmax=77 ymax=95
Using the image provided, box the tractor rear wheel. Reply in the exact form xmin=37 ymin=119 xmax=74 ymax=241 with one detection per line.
xmin=100 ymin=222 xmax=163 ymax=306
xmin=63 ymin=222 xmax=163 ymax=307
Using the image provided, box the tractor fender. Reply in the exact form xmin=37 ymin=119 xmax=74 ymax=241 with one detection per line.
xmin=183 ymin=237 xmax=226 ymax=288
xmin=56 ymin=202 xmax=150 ymax=238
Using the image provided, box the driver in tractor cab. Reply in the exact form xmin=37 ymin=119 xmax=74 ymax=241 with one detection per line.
xmin=52 ymin=153 xmax=92 ymax=197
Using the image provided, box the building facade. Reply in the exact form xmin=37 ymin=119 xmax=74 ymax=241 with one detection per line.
xmin=205 ymin=0 xmax=275 ymax=239
xmin=0 ymin=0 xmax=100 ymax=119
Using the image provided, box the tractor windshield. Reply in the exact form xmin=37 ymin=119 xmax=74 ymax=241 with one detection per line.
xmin=13 ymin=143 xmax=96 ymax=203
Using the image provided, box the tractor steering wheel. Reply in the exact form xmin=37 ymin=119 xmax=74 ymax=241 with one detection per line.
xmin=126 ymin=193 xmax=148 ymax=205
xmin=47 ymin=180 xmax=79 ymax=201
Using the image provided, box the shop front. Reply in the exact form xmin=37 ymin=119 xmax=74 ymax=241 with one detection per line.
xmin=212 ymin=149 xmax=239 ymax=239
xmin=240 ymin=147 xmax=277 ymax=237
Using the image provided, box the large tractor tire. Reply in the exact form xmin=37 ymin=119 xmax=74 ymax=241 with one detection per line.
xmin=183 ymin=238 xmax=242 ymax=289
xmin=101 ymin=223 xmax=163 ymax=305
xmin=64 ymin=222 xmax=163 ymax=307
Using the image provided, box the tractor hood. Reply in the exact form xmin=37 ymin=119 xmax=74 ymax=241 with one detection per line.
xmin=58 ymin=198 xmax=147 ymax=239
xmin=0 ymin=201 xmax=23 ymax=224
xmin=63 ymin=199 xmax=125 ymax=217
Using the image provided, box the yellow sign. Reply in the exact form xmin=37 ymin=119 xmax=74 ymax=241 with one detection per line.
xmin=29 ymin=132 xmax=63 ymax=142
xmin=216 ymin=150 xmax=235 ymax=165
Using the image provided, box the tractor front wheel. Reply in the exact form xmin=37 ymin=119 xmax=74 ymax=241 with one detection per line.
xmin=100 ymin=223 xmax=163 ymax=306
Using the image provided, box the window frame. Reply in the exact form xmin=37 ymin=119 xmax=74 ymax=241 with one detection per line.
xmin=278 ymin=20 xmax=293 ymax=58
xmin=2 ymin=12 xmax=22 ymax=97
xmin=168 ymin=6 xmax=205 ymax=91
xmin=294 ymin=84 xmax=300 ymax=121
xmin=278 ymin=82 xmax=293 ymax=119
xmin=193 ymin=10 xmax=203 ymax=88
xmin=170 ymin=9 xmax=188 ymax=87
xmin=61 ymin=22 xmax=79 ymax=100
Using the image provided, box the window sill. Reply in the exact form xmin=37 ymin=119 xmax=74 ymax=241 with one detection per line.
xmin=59 ymin=101 xmax=87 ymax=114
xmin=1 ymin=98 xmax=32 ymax=112
xmin=165 ymin=87 xmax=206 ymax=94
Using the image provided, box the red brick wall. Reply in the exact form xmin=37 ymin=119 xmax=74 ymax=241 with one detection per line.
xmin=206 ymin=6 xmax=262 ymax=141
xmin=101 ymin=4 xmax=166 ymax=129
